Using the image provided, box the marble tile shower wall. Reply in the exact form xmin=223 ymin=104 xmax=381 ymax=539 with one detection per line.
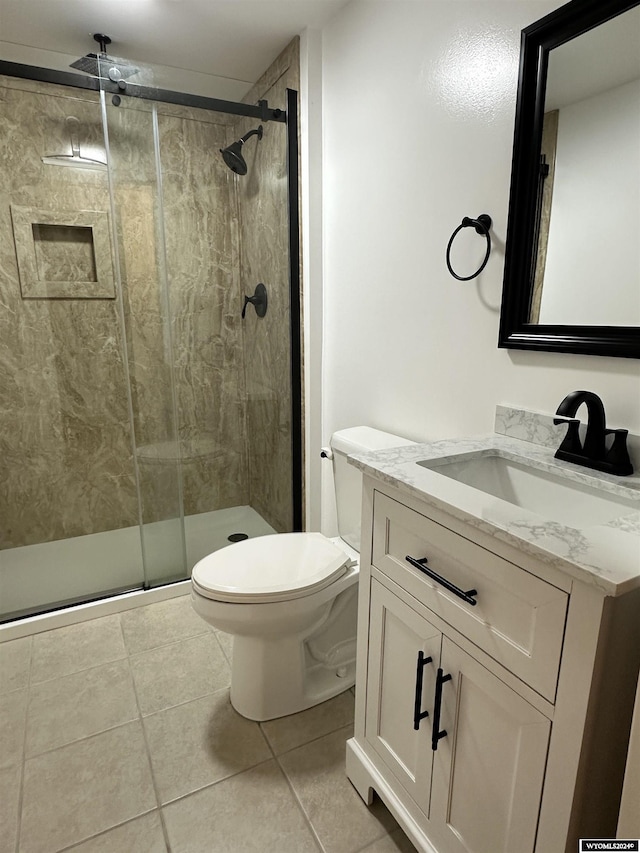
xmin=107 ymin=96 xmax=249 ymax=523
xmin=0 ymin=76 xmax=251 ymax=548
xmin=0 ymin=78 xmax=137 ymax=548
xmin=235 ymin=38 xmax=300 ymax=534
xmin=158 ymin=108 xmax=248 ymax=518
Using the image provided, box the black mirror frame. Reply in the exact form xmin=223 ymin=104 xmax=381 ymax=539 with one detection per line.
xmin=498 ymin=0 xmax=640 ymax=359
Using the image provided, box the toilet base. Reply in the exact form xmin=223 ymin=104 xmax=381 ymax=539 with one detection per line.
xmin=230 ymin=631 xmax=356 ymax=721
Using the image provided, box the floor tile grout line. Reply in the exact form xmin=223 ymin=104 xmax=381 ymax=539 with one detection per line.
xmin=123 ymin=625 xmax=211 ymax=660
xmin=158 ymin=755 xmax=276 ymax=809
xmin=54 ymin=807 xmax=161 ymax=853
xmin=210 ymin=627 xmax=232 ymax=665
xmin=274 ymin=753 xmax=327 ymax=853
xmin=138 ymin=682 xmax=232 ymax=721
xmin=121 ymin=613 xmax=173 ymax=853
xmin=14 ymin=633 xmax=33 ymax=853
xmin=27 ymin=653 xmax=130 ymax=688
xmin=22 ymin=713 xmax=143 ymax=763
xmin=263 ymin=712 xmax=356 ymax=760
xmin=28 ymin=611 xmax=130 ymax=689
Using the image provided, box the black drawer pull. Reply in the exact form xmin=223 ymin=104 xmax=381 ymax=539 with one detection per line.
xmin=405 ymin=555 xmax=478 ymax=606
xmin=432 ymin=667 xmax=452 ymax=751
xmin=413 ymin=650 xmax=433 ymax=731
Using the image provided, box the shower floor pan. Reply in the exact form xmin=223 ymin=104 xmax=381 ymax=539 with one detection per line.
xmin=0 ymin=505 xmax=276 ymax=622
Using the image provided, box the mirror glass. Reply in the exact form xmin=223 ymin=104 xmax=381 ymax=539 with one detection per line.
xmin=499 ymin=0 xmax=640 ymax=358
xmin=531 ymin=7 xmax=640 ymax=326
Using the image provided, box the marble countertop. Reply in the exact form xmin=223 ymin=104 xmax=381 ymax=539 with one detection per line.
xmin=349 ymin=435 xmax=640 ymax=596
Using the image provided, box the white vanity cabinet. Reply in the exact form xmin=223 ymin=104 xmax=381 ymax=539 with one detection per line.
xmin=365 ymin=578 xmax=550 ymax=853
xmin=347 ymin=476 xmax=640 ymax=853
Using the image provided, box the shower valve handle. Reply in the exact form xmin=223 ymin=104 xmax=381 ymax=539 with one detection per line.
xmin=241 ymin=283 xmax=268 ymax=319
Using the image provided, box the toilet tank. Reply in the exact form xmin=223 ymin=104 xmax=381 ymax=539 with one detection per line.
xmin=330 ymin=427 xmax=416 ymax=552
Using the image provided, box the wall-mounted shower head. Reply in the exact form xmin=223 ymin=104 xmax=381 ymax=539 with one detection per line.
xmin=220 ymin=126 xmax=263 ymax=175
xmin=70 ymin=33 xmax=139 ymax=81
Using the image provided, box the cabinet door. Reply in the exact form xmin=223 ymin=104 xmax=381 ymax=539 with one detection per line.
xmin=430 ymin=638 xmax=551 ymax=853
xmin=365 ymin=579 xmax=441 ymax=813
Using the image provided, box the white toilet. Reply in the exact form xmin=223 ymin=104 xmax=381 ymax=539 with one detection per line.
xmin=191 ymin=426 xmax=415 ymax=721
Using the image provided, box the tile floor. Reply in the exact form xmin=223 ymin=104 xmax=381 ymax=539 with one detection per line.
xmin=0 ymin=594 xmax=417 ymax=853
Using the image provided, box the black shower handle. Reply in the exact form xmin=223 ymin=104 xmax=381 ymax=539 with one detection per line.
xmin=241 ymin=283 xmax=268 ymax=319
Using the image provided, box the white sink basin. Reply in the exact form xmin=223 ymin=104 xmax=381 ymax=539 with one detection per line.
xmin=417 ymin=452 xmax=638 ymax=528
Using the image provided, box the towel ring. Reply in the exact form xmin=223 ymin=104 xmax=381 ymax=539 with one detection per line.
xmin=446 ymin=214 xmax=492 ymax=281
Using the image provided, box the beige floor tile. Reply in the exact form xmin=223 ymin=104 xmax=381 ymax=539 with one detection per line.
xmin=20 ymin=721 xmax=156 ymax=853
xmin=130 ymin=632 xmax=230 ymax=716
xmin=30 ymin=615 xmax=126 ymax=685
xmin=0 ymin=687 xmax=28 ymax=768
xmin=25 ymin=660 xmax=139 ymax=757
xmin=358 ymin=828 xmax=418 ymax=852
xmin=61 ymin=812 xmax=167 ymax=853
xmin=215 ymin=629 xmax=233 ymax=662
xmin=278 ymin=725 xmax=397 ymax=853
xmin=261 ymin=690 xmax=355 ymax=755
xmin=162 ymin=760 xmax=320 ymax=853
xmin=143 ymin=689 xmax=272 ymax=803
xmin=120 ymin=595 xmax=208 ymax=654
xmin=0 ymin=764 xmax=21 ymax=853
xmin=0 ymin=635 xmax=32 ymax=692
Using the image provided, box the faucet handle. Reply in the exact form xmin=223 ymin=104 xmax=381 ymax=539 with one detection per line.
xmin=554 ymin=417 xmax=582 ymax=455
xmin=605 ymin=429 xmax=634 ymax=476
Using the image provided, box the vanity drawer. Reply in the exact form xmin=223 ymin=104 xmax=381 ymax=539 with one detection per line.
xmin=371 ymin=491 xmax=568 ymax=701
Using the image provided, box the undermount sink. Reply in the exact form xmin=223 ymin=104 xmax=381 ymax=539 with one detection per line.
xmin=417 ymin=452 xmax=638 ymax=528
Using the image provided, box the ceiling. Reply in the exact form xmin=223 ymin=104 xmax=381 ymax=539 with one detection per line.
xmin=0 ymin=0 xmax=350 ymax=100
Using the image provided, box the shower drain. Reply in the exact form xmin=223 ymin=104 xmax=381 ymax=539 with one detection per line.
xmin=228 ymin=532 xmax=249 ymax=543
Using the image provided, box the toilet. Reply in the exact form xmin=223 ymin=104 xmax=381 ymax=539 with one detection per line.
xmin=191 ymin=426 xmax=415 ymax=721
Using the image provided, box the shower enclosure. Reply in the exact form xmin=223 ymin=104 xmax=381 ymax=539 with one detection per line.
xmin=0 ymin=47 xmax=302 ymax=622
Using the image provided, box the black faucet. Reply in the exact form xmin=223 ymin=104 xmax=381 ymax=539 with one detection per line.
xmin=553 ymin=391 xmax=633 ymax=476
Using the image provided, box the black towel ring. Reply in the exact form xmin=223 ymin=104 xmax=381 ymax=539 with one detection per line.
xmin=446 ymin=214 xmax=492 ymax=281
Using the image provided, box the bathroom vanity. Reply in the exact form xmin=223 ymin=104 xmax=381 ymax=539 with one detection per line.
xmin=346 ymin=412 xmax=640 ymax=853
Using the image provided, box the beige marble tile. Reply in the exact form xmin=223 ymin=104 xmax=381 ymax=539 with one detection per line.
xmin=278 ymin=725 xmax=398 ymax=853
xmin=130 ymin=632 xmax=230 ymax=716
xmin=20 ymin=721 xmax=156 ymax=853
xmin=162 ymin=759 xmax=318 ymax=852
xmin=234 ymin=64 xmax=297 ymax=535
xmin=25 ymin=659 xmax=138 ymax=756
xmin=260 ymin=690 xmax=355 ymax=756
xmin=120 ymin=595 xmax=208 ymax=654
xmin=143 ymin=689 xmax=272 ymax=804
xmin=0 ymin=687 xmax=27 ymax=768
xmin=0 ymin=82 xmax=137 ymax=549
xmin=30 ymin=614 xmax=127 ymax=684
xmin=0 ymin=764 xmax=21 ymax=853
xmin=0 ymin=635 xmax=31 ymax=692
xmin=62 ymin=812 xmax=167 ymax=853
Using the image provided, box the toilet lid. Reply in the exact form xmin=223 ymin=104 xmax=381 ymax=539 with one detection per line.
xmin=191 ymin=532 xmax=352 ymax=603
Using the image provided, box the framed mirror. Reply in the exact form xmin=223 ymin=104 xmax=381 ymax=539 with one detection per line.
xmin=499 ymin=0 xmax=640 ymax=358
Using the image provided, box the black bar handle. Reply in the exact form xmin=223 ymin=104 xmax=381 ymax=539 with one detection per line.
xmin=405 ymin=555 xmax=478 ymax=606
xmin=432 ymin=667 xmax=452 ymax=751
xmin=413 ymin=651 xmax=433 ymax=731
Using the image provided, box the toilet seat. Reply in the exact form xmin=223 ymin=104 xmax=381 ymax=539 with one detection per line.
xmin=192 ymin=532 xmax=352 ymax=604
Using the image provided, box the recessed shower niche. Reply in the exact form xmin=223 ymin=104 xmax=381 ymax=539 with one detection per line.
xmin=11 ymin=205 xmax=115 ymax=298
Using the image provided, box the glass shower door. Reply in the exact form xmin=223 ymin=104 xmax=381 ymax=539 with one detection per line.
xmin=0 ymin=77 xmax=147 ymax=620
xmin=101 ymin=92 xmax=187 ymax=587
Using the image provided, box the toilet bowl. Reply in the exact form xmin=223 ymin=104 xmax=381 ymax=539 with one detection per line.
xmin=192 ymin=532 xmax=358 ymax=721
xmin=191 ymin=426 xmax=415 ymax=721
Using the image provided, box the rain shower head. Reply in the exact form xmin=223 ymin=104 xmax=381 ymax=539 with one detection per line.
xmin=70 ymin=33 xmax=139 ymax=81
xmin=220 ymin=126 xmax=263 ymax=175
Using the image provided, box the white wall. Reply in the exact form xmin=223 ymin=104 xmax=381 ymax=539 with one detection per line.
xmin=315 ymin=0 xmax=640 ymax=533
